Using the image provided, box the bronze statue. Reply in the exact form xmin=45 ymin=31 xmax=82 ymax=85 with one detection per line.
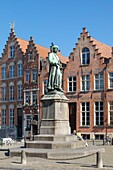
xmin=47 ymin=43 xmax=63 ymax=92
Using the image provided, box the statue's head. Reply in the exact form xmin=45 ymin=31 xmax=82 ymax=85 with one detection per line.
xmin=50 ymin=43 xmax=59 ymax=53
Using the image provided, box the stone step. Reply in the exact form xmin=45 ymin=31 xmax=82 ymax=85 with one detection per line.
xmin=25 ymin=140 xmax=85 ymax=149
xmin=34 ymin=134 xmax=77 ymax=142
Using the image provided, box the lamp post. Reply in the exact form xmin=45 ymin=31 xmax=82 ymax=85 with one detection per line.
xmin=37 ymin=109 xmax=40 ymax=135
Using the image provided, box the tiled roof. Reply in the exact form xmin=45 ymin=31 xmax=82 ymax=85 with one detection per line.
xmin=17 ymin=38 xmax=68 ymax=64
xmin=17 ymin=38 xmax=29 ymax=53
xmin=92 ymin=38 xmax=112 ymax=58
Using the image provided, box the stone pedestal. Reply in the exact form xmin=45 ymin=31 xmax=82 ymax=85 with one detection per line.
xmin=23 ymin=90 xmax=86 ymax=150
xmin=40 ymin=90 xmax=71 ymax=135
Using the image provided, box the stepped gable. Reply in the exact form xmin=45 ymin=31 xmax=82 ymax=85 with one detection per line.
xmin=1 ymin=28 xmax=25 ymax=59
xmin=91 ymin=38 xmax=112 ymax=58
xmin=69 ymin=27 xmax=112 ymax=61
xmin=1 ymin=28 xmax=16 ymax=57
xmin=1 ymin=27 xmax=68 ymax=63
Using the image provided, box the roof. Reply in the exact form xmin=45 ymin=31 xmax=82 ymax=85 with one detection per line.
xmin=17 ymin=38 xmax=29 ymax=53
xmin=92 ymin=38 xmax=112 ymax=58
xmin=17 ymin=38 xmax=68 ymax=64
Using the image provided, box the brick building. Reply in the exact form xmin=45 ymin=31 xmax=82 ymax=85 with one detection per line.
xmin=1 ymin=27 xmax=113 ymax=140
xmin=63 ymin=28 xmax=113 ymax=140
xmin=0 ymin=27 xmax=68 ymax=139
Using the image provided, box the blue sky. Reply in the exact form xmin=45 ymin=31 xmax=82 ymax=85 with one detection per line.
xmin=0 ymin=0 xmax=113 ymax=57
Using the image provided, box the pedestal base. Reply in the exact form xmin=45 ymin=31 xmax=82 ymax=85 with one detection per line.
xmin=40 ymin=90 xmax=71 ymax=135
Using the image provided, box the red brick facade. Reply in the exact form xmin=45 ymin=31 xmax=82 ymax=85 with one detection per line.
xmin=64 ymin=28 xmax=113 ymax=139
xmin=0 ymin=28 xmax=68 ymax=139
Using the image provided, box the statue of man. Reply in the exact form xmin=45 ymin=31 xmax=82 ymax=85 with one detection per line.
xmin=47 ymin=44 xmax=63 ymax=92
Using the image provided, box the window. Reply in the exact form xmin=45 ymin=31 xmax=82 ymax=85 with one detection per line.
xmin=108 ymin=72 xmax=113 ymax=89
xmin=95 ymin=135 xmax=104 ymax=140
xmin=9 ymin=108 xmax=14 ymax=128
xmin=32 ymin=91 xmax=37 ymax=105
xmin=32 ymin=69 xmax=37 ymax=82
xmin=25 ymin=91 xmax=30 ymax=105
xmin=2 ymin=84 xmax=6 ymax=101
xmin=9 ymin=84 xmax=14 ymax=101
xmin=26 ymin=115 xmax=32 ymax=130
xmin=68 ymin=76 xmax=76 ymax=92
xmin=2 ymin=66 xmax=6 ymax=79
xmin=26 ymin=70 xmax=30 ymax=82
xmin=95 ymin=73 xmax=104 ymax=90
xmin=81 ymin=102 xmax=90 ymax=126
xmin=108 ymin=101 xmax=113 ymax=126
xmin=10 ymin=42 xmax=15 ymax=58
xmin=94 ymin=102 xmax=104 ymax=126
xmin=18 ymin=63 xmax=23 ymax=77
xmin=82 ymin=48 xmax=90 ymax=65
xmin=9 ymin=65 xmax=14 ymax=78
xmin=18 ymin=85 xmax=22 ymax=100
xmin=81 ymin=75 xmax=90 ymax=91
xmin=29 ymin=51 xmax=33 ymax=60
xmin=43 ymin=79 xmax=48 ymax=94
xmin=2 ymin=108 xmax=6 ymax=128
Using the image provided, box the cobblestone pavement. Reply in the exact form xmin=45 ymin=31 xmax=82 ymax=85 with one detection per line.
xmin=0 ymin=141 xmax=113 ymax=170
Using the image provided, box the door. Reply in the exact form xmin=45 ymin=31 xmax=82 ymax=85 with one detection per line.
xmin=69 ymin=103 xmax=76 ymax=133
xmin=17 ymin=108 xmax=22 ymax=138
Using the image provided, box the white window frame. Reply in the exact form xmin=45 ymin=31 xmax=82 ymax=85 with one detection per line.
xmin=18 ymin=85 xmax=22 ymax=101
xmin=9 ymin=108 xmax=14 ymax=128
xmin=2 ymin=66 xmax=6 ymax=79
xmin=2 ymin=84 xmax=6 ymax=101
xmin=68 ymin=76 xmax=76 ymax=92
xmin=32 ymin=91 xmax=37 ymax=105
xmin=94 ymin=73 xmax=104 ymax=90
xmin=26 ymin=70 xmax=30 ymax=82
xmin=32 ymin=69 xmax=37 ymax=82
xmin=18 ymin=63 xmax=23 ymax=77
xmin=108 ymin=101 xmax=113 ymax=126
xmin=10 ymin=42 xmax=15 ymax=58
xmin=81 ymin=75 xmax=90 ymax=91
xmin=2 ymin=108 xmax=6 ymax=128
xmin=94 ymin=102 xmax=104 ymax=126
xmin=81 ymin=47 xmax=90 ymax=65
xmin=25 ymin=91 xmax=30 ymax=105
xmin=108 ymin=72 xmax=113 ymax=89
xmin=9 ymin=65 xmax=14 ymax=78
xmin=9 ymin=84 xmax=14 ymax=101
xmin=81 ymin=102 xmax=90 ymax=126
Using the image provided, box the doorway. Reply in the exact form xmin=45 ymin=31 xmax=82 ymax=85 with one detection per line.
xmin=69 ymin=103 xmax=76 ymax=133
xmin=17 ymin=108 xmax=22 ymax=139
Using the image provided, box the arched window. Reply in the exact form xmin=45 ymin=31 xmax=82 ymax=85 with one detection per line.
xmin=9 ymin=104 xmax=14 ymax=128
xmin=2 ymin=64 xmax=6 ymax=79
xmin=9 ymin=82 xmax=14 ymax=101
xmin=17 ymin=81 xmax=22 ymax=100
xmin=82 ymin=48 xmax=90 ymax=65
xmin=9 ymin=62 xmax=14 ymax=78
xmin=1 ymin=105 xmax=6 ymax=128
xmin=2 ymin=83 xmax=6 ymax=101
xmin=10 ymin=42 xmax=15 ymax=58
xmin=17 ymin=60 xmax=23 ymax=77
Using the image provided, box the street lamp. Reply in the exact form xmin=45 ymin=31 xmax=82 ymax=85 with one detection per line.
xmin=37 ymin=109 xmax=40 ymax=135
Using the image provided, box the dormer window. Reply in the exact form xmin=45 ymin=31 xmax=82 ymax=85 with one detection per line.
xmin=81 ymin=47 xmax=90 ymax=65
xmin=10 ymin=42 xmax=15 ymax=58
